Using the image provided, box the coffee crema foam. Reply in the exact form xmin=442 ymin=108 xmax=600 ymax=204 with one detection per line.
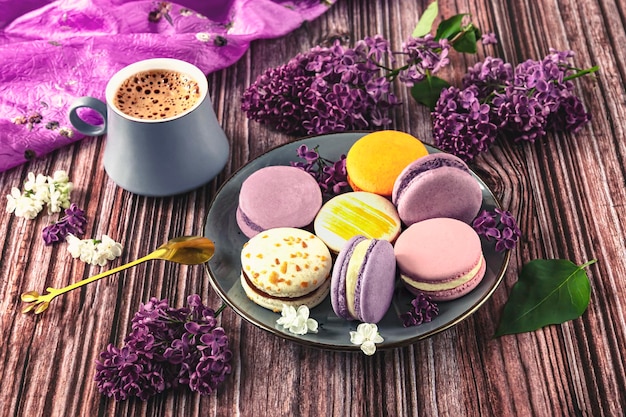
xmin=114 ymin=70 xmax=201 ymax=119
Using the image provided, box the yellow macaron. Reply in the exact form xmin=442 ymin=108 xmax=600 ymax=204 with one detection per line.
xmin=314 ymin=191 xmax=401 ymax=253
xmin=346 ymin=130 xmax=429 ymax=197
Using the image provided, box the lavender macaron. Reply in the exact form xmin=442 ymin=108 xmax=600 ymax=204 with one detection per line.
xmin=236 ymin=165 xmax=322 ymax=238
xmin=331 ymin=236 xmax=396 ymax=323
xmin=391 ymin=153 xmax=482 ymax=226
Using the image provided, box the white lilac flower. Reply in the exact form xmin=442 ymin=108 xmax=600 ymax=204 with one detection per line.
xmin=47 ymin=170 xmax=73 ymax=213
xmin=6 ymin=187 xmax=43 ymax=219
xmin=276 ymin=304 xmax=319 ymax=335
xmin=350 ymin=323 xmax=384 ymax=356
xmin=6 ymin=170 xmax=74 ymax=218
xmin=79 ymin=242 xmax=98 ymax=264
xmin=15 ymin=196 xmax=42 ymax=219
xmin=66 ymin=235 xmax=96 ymax=264
xmin=94 ymin=235 xmax=123 ymax=266
xmin=6 ymin=187 xmax=21 ymax=214
xmin=47 ymin=182 xmax=64 ymax=214
xmin=26 ymin=173 xmax=51 ymax=208
xmin=66 ymin=234 xmax=83 ymax=258
xmin=66 ymin=234 xmax=123 ymax=266
xmin=23 ymin=172 xmax=48 ymax=194
xmin=51 ymin=170 xmax=70 ymax=183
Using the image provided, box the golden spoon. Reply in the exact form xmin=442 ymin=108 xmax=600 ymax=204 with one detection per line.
xmin=21 ymin=236 xmax=215 ymax=314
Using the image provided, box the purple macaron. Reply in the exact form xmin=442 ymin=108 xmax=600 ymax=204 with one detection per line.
xmin=391 ymin=153 xmax=482 ymax=226
xmin=331 ymin=235 xmax=396 ymax=323
xmin=236 ymin=165 xmax=322 ymax=238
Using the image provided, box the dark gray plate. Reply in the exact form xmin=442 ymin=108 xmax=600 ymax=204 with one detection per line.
xmin=204 ymin=132 xmax=510 ymax=351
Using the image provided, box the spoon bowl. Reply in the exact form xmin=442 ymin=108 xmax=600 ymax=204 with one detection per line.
xmin=157 ymin=236 xmax=216 ymax=265
xmin=20 ymin=236 xmax=215 ymax=314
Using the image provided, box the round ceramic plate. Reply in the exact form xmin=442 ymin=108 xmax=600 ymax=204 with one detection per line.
xmin=204 ymin=132 xmax=510 ymax=351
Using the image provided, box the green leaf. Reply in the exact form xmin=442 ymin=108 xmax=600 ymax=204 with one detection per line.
xmin=412 ymin=1 xmax=439 ymax=38
xmin=410 ymin=75 xmax=450 ymax=110
xmin=494 ymin=259 xmax=596 ymax=337
xmin=435 ymin=13 xmax=466 ymax=40
xmin=452 ymin=26 xmax=480 ymax=53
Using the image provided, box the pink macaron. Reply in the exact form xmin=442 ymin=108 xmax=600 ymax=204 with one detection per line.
xmin=393 ymin=217 xmax=486 ymax=301
xmin=236 ymin=165 xmax=322 ymax=238
xmin=331 ymin=235 xmax=396 ymax=323
xmin=392 ymin=153 xmax=482 ymax=226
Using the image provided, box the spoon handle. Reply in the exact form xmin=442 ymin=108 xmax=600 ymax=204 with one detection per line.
xmin=47 ymin=251 xmax=160 ymax=298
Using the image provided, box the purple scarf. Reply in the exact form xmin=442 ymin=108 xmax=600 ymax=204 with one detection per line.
xmin=0 ymin=0 xmax=334 ymax=172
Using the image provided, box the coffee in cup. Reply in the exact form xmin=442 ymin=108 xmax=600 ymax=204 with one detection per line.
xmin=113 ymin=69 xmax=201 ymax=120
xmin=68 ymin=58 xmax=230 ymax=197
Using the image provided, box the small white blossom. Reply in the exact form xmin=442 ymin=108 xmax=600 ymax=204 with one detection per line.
xmin=46 ymin=170 xmax=73 ymax=213
xmin=66 ymin=234 xmax=123 ymax=266
xmin=350 ymin=323 xmax=384 ymax=356
xmin=6 ymin=187 xmax=43 ymax=219
xmin=6 ymin=187 xmax=21 ymax=214
xmin=47 ymin=182 xmax=64 ymax=214
xmin=5 ymin=170 xmax=73 ymax=218
xmin=23 ymin=172 xmax=48 ymax=194
xmin=195 ymin=32 xmax=211 ymax=42
xmin=50 ymin=170 xmax=70 ymax=184
xmin=78 ymin=242 xmax=98 ymax=264
xmin=277 ymin=304 xmax=319 ymax=335
xmin=94 ymin=235 xmax=123 ymax=266
xmin=66 ymin=234 xmax=83 ymax=258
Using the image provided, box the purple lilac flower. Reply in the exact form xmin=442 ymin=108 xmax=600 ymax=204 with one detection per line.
xmin=242 ymin=37 xmax=400 ymax=136
xmin=432 ymin=85 xmax=498 ymax=162
xmin=435 ymin=50 xmax=592 ymax=160
xmin=472 ymin=209 xmax=498 ymax=235
xmin=94 ymin=344 xmax=167 ymax=401
xmin=95 ymin=295 xmax=231 ymax=401
xmin=400 ymin=292 xmax=439 ymax=327
xmin=551 ymin=91 xmax=591 ymax=132
xmin=291 ymin=144 xmax=348 ymax=194
xmin=492 ymin=86 xmax=552 ymax=143
xmin=481 ymin=32 xmax=498 ymax=45
xmin=399 ymin=34 xmax=450 ymax=85
xmin=42 ymin=203 xmax=87 ymax=245
xmin=492 ymin=50 xmax=591 ymax=143
xmin=462 ymin=57 xmax=513 ymax=99
xmin=472 ymin=209 xmax=521 ymax=252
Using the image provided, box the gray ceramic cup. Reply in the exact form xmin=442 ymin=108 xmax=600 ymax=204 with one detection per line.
xmin=69 ymin=58 xmax=229 ymax=197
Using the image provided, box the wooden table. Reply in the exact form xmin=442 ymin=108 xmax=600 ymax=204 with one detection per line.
xmin=1 ymin=0 xmax=625 ymax=415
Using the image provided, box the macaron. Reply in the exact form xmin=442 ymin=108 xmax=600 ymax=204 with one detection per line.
xmin=314 ymin=191 xmax=401 ymax=253
xmin=236 ymin=165 xmax=322 ymax=238
xmin=394 ymin=218 xmax=486 ymax=301
xmin=240 ymin=227 xmax=332 ymax=312
xmin=392 ymin=153 xmax=482 ymax=226
xmin=346 ymin=130 xmax=429 ymax=197
xmin=331 ymin=236 xmax=396 ymax=323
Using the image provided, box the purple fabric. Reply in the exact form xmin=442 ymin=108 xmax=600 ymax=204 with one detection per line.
xmin=0 ymin=0 xmax=334 ymax=172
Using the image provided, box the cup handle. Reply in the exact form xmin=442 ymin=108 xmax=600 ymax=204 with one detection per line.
xmin=69 ymin=97 xmax=108 ymax=136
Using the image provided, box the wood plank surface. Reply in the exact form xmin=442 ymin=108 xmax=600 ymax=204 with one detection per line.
xmin=1 ymin=0 xmax=625 ymax=416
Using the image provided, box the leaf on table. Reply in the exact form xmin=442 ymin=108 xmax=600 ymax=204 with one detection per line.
xmin=494 ymin=259 xmax=596 ymax=337
xmin=412 ymin=1 xmax=439 ymax=38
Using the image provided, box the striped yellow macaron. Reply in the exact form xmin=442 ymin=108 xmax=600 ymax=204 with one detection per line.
xmin=313 ymin=191 xmax=401 ymax=252
xmin=346 ymin=130 xmax=429 ymax=197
